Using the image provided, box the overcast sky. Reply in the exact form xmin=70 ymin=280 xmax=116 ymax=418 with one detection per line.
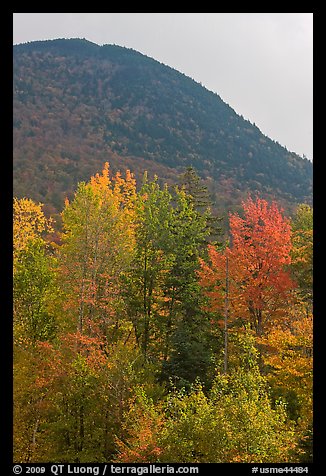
xmin=13 ymin=13 xmax=313 ymax=160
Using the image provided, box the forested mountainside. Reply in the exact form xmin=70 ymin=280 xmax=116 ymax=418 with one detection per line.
xmin=13 ymin=39 xmax=313 ymax=464
xmin=13 ymin=38 xmax=312 ymax=216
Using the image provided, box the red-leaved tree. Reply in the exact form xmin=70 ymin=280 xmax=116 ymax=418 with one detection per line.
xmin=199 ymin=197 xmax=294 ymax=337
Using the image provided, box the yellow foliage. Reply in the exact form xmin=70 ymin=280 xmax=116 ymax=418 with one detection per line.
xmin=260 ymin=307 xmax=312 ymax=426
xmin=13 ymin=197 xmax=53 ymax=265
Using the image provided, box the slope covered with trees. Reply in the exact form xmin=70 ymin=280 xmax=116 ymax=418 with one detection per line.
xmin=14 ymin=164 xmax=313 ymax=463
xmin=13 ymin=39 xmax=312 ymax=216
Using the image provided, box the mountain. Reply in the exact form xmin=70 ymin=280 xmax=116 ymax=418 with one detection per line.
xmin=13 ymin=38 xmax=312 ymax=216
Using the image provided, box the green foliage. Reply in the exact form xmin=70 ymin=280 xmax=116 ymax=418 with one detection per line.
xmin=117 ymin=334 xmax=297 ymax=463
xmin=13 ymin=166 xmax=313 ymax=464
xmin=122 ymin=176 xmax=218 ymax=387
xmin=160 ymin=317 xmax=218 ymax=390
xmin=14 ymin=345 xmax=46 ymax=462
xmin=159 ymin=339 xmax=297 ymax=463
xmin=179 ymin=166 xmax=223 ymax=244
xmin=290 ymin=204 xmax=313 ymax=307
xmin=122 ymin=177 xmax=175 ymax=357
xmin=14 ymin=238 xmax=58 ymax=343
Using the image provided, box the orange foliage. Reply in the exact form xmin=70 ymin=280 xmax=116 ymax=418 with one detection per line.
xmin=259 ymin=310 xmax=312 ymax=424
xmin=35 ymin=332 xmax=107 ymax=391
xmin=115 ymin=392 xmax=164 ymax=463
xmin=199 ymin=197 xmax=295 ymax=334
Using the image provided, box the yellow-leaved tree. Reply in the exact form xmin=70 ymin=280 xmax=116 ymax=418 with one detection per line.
xmin=13 ymin=197 xmax=53 ymax=267
xmin=59 ymin=162 xmax=136 ymax=338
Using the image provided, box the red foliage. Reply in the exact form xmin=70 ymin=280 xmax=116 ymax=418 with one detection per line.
xmin=199 ymin=197 xmax=294 ymax=334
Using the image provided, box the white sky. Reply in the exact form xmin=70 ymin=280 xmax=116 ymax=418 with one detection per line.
xmin=13 ymin=13 xmax=313 ymax=160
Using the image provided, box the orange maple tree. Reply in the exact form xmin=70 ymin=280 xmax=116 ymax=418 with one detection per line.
xmin=199 ymin=197 xmax=294 ymax=336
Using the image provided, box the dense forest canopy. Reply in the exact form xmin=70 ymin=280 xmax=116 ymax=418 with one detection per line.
xmin=14 ymin=164 xmax=313 ymax=463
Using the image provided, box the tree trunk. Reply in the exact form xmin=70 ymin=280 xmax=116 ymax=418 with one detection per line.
xmin=223 ymin=255 xmax=229 ymax=374
xmin=256 ymin=309 xmax=264 ymax=371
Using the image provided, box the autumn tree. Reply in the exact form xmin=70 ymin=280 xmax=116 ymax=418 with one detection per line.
xmin=14 ymin=197 xmax=53 ymax=265
xmin=42 ymin=164 xmax=138 ymax=462
xmin=115 ymin=387 xmax=164 ymax=463
xmin=13 ymin=198 xmax=59 ymax=343
xmin=59 ymin=162 xmax=136 ymax=339
xmin=230 ymin=197 xmax=294 ymax=335
xmin=17 ymin=333 xmax=109 ymax=463
xmin=199 ymin=197 xmax=294 ymax=339
xmin=259 ymin=304 xmax=313 ymax=461
xmin=158 ymin=333 xmax=296 ymax=463
xmin=290 ymin=204 xmax=313 ymax=310
xmin=13 ymin=169 xmax=312 ymax=464
xmin=13 ymin=198 xmax=59 ymax=460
